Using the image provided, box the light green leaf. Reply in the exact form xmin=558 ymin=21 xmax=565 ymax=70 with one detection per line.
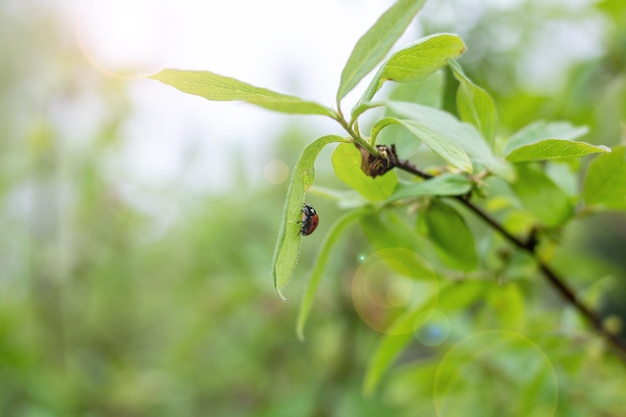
xmin=337 ymin=0 xmax=428 ymax=101
xmin=583 ymin=146 xmax=626 ymax=210
xmin=358 ymin=33 xmax=466 ymax=106
xmin=423 ymin=199 xmax=478 ymax=272
xmin=448 ymin=60 xmax=497 ymax=146
xmin=297 ymin=209 xmax=367 ymax=341
xmin=511 ymin=164 xmax=573 ymax=227
xmin=272 ymin=135 xmax=348 ymax=301
xmin=503 ymin=120 xmax=592 ymax=158
xmin=372 ymin=116 xmax=473 ymax=173
xmin=331 ymin=143 xmax=398 ymax=201
xmin=487 ymin=284 xmax=526 ymax=330
xmin=506 ymin=139 xmax=610 ymax=163
xmin=385 ymin=101 xmax=512 ymax=178
xmin=150 ymin=69 xmax=335 ymax=117
xmin=386 ymin=174 xmax=472 ymax=202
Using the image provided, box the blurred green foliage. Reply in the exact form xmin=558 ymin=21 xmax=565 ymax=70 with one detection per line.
xmin=1 ymin=1 xmax=626 ymax=416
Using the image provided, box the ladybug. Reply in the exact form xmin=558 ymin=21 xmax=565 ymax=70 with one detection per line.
xmin=299 ymin=203 xmax=319 ymax=236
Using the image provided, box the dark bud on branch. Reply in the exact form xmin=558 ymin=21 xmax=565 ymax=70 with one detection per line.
xmin=357 ymin=144 xmax=399 ymax=178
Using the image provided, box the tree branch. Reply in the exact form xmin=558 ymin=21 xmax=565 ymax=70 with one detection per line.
xmin=391 ymin=150 xmax=626 ymax=363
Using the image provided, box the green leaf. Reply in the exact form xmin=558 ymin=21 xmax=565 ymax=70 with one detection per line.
xmin=385 ymin=101 xmax=513 ymax=178
xmin=510 ymin=164 xmax=573 ymax=227
xmin=297 ymin=209 xmax=367 ymax=341
xmin=423 ymin=199 xmax=478 ymax=271
xmin=448 ymin=60 xmax=497 ymax=146
xmin=331 ymin=143 xmax=398 ymax=201
xmin=385 ymin=174 xmax=472 ymax=202
xmin=372 ymin=116 xmax=473 ymax=173
xmin=583 ymin=146 xmax=626 ymax=210
xmin=336 ymin=0 xmax=428 ymax=101
xmin=506 ymin=139 xmax=610 ymax=163
xmin=272 ymin=135 xmax=348 ymax=301
xmin=150 ymin=69 xmax=335 ymax=117
xmin=503 ymin=120 xmax=597 ymax=161
xmin=358 ymin=33 xmax=466 ymax=105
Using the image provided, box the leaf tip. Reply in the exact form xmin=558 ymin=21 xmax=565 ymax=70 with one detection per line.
xmin=275 ymin=287 xmax=289 ymax=302
xmin=296 ymin=327 xmax=305 ymax=342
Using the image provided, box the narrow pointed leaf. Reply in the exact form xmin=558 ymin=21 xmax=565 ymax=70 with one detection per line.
xmin=583 ymin=146 xmax=626 ymax=210
xmin=373 ymin=116 xmax=473 ymax=173
xmin=272 ymin=135 xmax=348 ymax=301
xmin=359 ymin=33 xmax=466 ymax=106
xmin=297 ymin=209 xmax=367 ymax=340
xmin=448 ymin=60 xmax=497 ymax=146
xmin=331 ymin=143 xmax=398 ymax=201
xmin=385 ymin=101 xmax=512 ymax=178
xmin=337 ymin=0 xmax=428 ymax=101
xmin=503 ymin=120 xmax=591 ymax=158
xmin=506 ymin=139 xmax=610 ymax=163
xmin=150 ymin=69 xmax=335 ymax=117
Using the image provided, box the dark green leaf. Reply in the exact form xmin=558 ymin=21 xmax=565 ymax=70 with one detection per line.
xmin=423 ymin=199 xmax=478 ymax=271
xmin=337 ymin=0 xmax=428 ymax=101
xmin=272 ymin=135 xmax=348 ymax=301
xmin=332 ymin=143 xmax=397 ymax=201
xmin=583 ymin=146 xmax=626 ymax=210
xmin=448 ymin=60 xmax=497 ymax=146
xmin=510 ymin=164 xmax=573 ymax=227
xmin=150 ymin=69 xmax=335 ymax=117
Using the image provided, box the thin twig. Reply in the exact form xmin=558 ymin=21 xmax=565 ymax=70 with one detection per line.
xmin=394 ymin=157 xmax=626 ymax=362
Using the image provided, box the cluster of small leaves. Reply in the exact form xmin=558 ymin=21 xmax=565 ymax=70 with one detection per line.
xmin=149 ymin=0 xmax=626 ymax=406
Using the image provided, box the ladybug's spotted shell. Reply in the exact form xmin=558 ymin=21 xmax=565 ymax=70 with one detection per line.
xmin=300 ymin=204 xmax=319 ymax=236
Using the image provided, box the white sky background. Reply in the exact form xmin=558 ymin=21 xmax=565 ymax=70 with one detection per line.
xmin=74 ymin=0 xmax=409 ymax=192
xmin=69 ymin=0 xmax=603 ymax=195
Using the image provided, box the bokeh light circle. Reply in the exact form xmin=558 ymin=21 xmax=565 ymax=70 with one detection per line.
xmin=263 ymin=159 xmax=289 ymax=184
xmin=413 ymin=310 xmax=451 ymax=347
xmin=434 ymin=330 xmax=558 ymax=417
xmin=352 ymin=248 xmax=439 ymax=335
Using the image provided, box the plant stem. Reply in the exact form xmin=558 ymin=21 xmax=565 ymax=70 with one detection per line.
xmin=394 ymin=157 xmax=626 ymax=363
xmin=333 ymin=113 xmax=379 ymax=156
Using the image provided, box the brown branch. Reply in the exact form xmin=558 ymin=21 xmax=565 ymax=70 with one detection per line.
xmin=387 ymin=147 xmax=626 ymax=362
